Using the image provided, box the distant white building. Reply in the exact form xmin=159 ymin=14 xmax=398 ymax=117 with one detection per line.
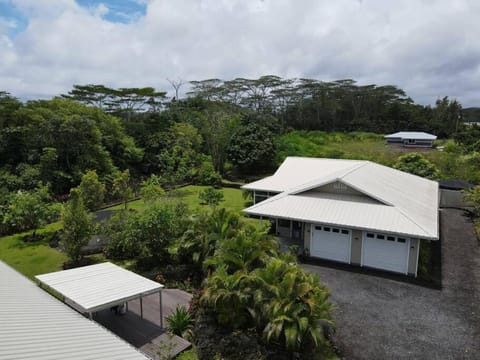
xmin=385 ymin=132 xmax=437 ymax=148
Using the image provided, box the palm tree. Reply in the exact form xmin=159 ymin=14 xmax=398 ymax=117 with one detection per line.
xmin=252 ymin=259 xmax=334 ymax=351
xmin=180 ymin=208 xmax=242 ymax=270
xmin=201 ymin=265 xmax=253 ymax=327
xmin=205 ymin=225 xmax=278 ymax=274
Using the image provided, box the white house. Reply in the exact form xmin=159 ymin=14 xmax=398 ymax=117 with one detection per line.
xmin=242 ymin=157 xmax=439 ymax=277
xmin=385 ymin=132 xmax=437 ymax=147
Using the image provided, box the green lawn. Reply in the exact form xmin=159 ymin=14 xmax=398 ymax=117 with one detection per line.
xmin=0 ymin=222 xmax=66 ymax=279
xmin=105 ymin=185 xmax=249 ymax=213
xmin=0 ymin=186 xmax=250 ymax=278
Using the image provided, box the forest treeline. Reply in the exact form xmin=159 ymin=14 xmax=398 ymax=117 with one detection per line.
xmin=0 ymin=76 xmax=475 ymax=199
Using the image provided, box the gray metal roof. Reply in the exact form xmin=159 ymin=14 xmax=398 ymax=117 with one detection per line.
xmin=36 ymin=262 xmax=163 ymax=313
xmin=0 ymin=261 xmax=149 ymax=360
xmin=384 ymin=131 xmax=437 ymax=140
xmin=243 ymin=157 xmax=439 ymax=240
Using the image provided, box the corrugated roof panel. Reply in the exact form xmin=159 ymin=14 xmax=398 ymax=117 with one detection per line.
xmin=36 ymin=262 xmax=163 ymax=312
xmin=0 ymin=261 xmax=149 ymax=360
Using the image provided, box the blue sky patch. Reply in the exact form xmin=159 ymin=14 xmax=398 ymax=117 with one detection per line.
xmin=0 ymin=0 xmax=28 ymax=37
xmin=76 ymin=0 xmax=147 ymax=23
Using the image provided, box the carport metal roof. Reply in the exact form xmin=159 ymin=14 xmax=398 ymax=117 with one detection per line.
xmin=36 ymin=262 xmax=164 ymax=315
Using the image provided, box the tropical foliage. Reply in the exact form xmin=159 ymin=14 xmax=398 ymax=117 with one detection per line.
xmin=198 ymin=187 xmax=224 ymax=208
xmin=394 ymin=153 xmax=440 ymax=180
xmin=166 ymin=305 xmax=194 ymax=337
xmin=60 ymin=189 xmax=94 ymax=263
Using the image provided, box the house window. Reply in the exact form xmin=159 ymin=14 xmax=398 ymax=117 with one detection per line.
xmin=323 ymin=227 xmax=331 ymax=232
xmin=278 ymin=219 xmax=290 ymax=227
xmin=341 ymin=229 xmax=349 ymax=235
xmin=332 ymin=228 xmax=340 ymax=233
xmin=377 ymin=234 xmax=385 ymax=240
xmin=397 ymin=238 xmax=406 ymax=243
xmin=366 ymin=233 xmax=374 ymax=238
xmin=387 ymin=236 xmax=395 ymax=241
xmin=315 ymin=226 xmax=322 ymax=230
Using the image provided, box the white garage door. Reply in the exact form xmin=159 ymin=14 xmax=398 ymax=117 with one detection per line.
xmin=362 ymin=232 xmax=409 ymax=274
xmin=310 ymin=225 xmax=351 ymax=263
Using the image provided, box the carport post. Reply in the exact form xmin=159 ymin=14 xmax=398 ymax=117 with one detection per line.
xmin=140 ymin=295 xmax=143 ymax=319
xmin=159 ymin=290 xmax=163 ymax=328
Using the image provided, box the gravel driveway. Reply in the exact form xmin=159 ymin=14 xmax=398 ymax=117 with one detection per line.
xmin=303 ymin=209 xmax=480 ymax=360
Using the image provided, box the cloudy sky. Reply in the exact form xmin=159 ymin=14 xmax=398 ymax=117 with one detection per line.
xmin=0 ymin=0 xmax=479 ymax=106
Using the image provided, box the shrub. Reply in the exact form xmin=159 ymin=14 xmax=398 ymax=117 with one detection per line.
xmin=77 ymin=170 xmax=106 ymax=210
xmin=198 ymin=187 xmax=224 ymax=208
xmin=166 ymin=305 xmax=193 ymax=337
xmin=61 ymin=189 xmax=94 ymax=263
xmin=394 ymin=153 xmax=440 ymax=180
xmin=140 ymin=174 xmax=165 ymax=204
xmin=2 ymin=185 xmax=61 ymax=236
xmin=197 ymin=160 xmax=222 ymax=186
xmin=103 ymin=211 xmax=141 ymax=260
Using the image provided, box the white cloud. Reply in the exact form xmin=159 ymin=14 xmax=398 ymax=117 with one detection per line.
xmin=0 ymin=0 xmax=479 ymax=106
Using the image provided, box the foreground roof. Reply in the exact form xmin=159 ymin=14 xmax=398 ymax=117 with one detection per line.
xmin=385 ymin=131 xmax=437 ymax=140
xmin=243 ymin=157 xmax=439 ymax=240
xmin=0 ymin=261 xmax=148 ymax=360
xmin=36 ymin=262 xmax=163 ymax=313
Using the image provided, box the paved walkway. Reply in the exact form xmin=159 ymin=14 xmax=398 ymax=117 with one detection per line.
xmin=303 ymin=209 xmax=480 ymax=360
xmin=95 ymin=289 xmax=193 ymax=359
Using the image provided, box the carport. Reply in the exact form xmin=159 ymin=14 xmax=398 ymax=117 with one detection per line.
xmin=36 ymin=262 xmax=164 ymax=326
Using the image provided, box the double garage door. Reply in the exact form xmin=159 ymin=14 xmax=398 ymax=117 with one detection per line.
xmin=310 ymin=225 xmax=409 ymax=274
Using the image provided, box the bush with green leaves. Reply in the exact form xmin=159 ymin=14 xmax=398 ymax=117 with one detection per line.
xmin=103 ymin=211 xmax=142 ymax=260
xmin=198 ymin=187 xmax=224 ymax=208
xmin=60 ymin=189 xmax=94 ymax=263
xmin=105 ymin=200 xmax=189 ymax=268
xmin=140 ymin=174 xmax=165 ymax=204
xmin=1 ymin=185 xmax=61 ymax=236
xmin=166 ymin=305 xmax=193 ymax=337
xmin=393 ymin=152 xmax=440 ymax=179
xmin=77 ymin=170 xmax=106 ymax=211
xmin=197 ymin=159 xmax=221 ymax=186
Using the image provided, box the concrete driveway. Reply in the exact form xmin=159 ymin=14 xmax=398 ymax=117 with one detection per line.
xmin=303 ymin=209 xmax=480 ymax=360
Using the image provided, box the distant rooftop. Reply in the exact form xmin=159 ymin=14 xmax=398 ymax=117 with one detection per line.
xmin=385 ymin=132 xmax=437 ymax=140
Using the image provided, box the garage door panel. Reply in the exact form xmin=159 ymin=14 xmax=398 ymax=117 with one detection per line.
xmin=362 ymin=234 xmax=409 ymax=274
xmin=310 ymin=226 xmax=351 ymax=263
